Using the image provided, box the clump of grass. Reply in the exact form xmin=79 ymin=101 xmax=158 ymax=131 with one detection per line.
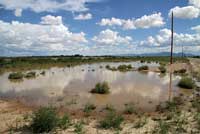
xmin=90 ymin=82 xmax=110 ymax=94
xmin=159 ymin=66 xmax=166 ymax=73
xmin=174 ymin=69 xmax=187 ymax=74
xmin=99 ymin=111 xmax=124 ymax=129
xmin=134 ymin=117 xmax=147 ymax=128
xmin=124 ymin=103 xmax=136 ymax=114
xmin=40 ymin=71 xmax=45 ymax=75
xmin=29 ymin=107 xmax=70 ymax=133
xmin=138 ymin=65 xmax=149 ymax=71
xmin=8 ymin=72 xmax=24 ymax=80
xmin=178 ymin=77 xmax=195 ymax=89
xmin=117 ymin=64 xmax=132 ymax=72
xmin=57 ymin=114 xmax=71 ymax=129
xmin=194 ymin=113 xmax=200 ymax=130
xmin=25 ymin=71 xmax=36 ymax=78
xmin=192 ymin=96 xmax=200 ymax=112
xmin=83 ymin=103 xmax=96 ymax=114
xmin=155 ymin=120 xmax=170 ymax=134
xmin=74 ymin=121 xmax=84 ymax=134
xmin=106 ymin=65 xmax=110 ymax=69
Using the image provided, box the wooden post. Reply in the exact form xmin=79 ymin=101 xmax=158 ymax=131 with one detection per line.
xmin=169 ymin=12 xmax=174 ymax=101
xmin=170 ymin=12 xmax=174 ymax=65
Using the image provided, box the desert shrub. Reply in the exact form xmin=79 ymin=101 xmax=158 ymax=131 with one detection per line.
xmin=30 ymin=107 xmax=70 ymax=133
xmin=8 ymin=72 xmax=24 ymax=79
xmin=99 ymin=111 xmax=124 ymax=129
xmin=83 ymin=103 xmax=96 ymax=114
xmin=57 ymin=114 xmax=71 ymax=129
xmin=138 ymin=65 xmax=149 ymax=71
xmin=159 ymin=66 xmax=166 ymax=73
xmin=156 ymin=120 xmax=170 ymax=134
xmin=174 ymin=69 xmax=187 ymax=74
xmin=106 ymin=65 xmax=110 ymax=69
xmin=25 ymin=71 xmax=36 ymax=78
xmin=90 ymin=82 xmax=110 ymax=94
xmin=134 ymin=117 xmax=147 ymax=128
xmin=124 ymin=103 xmax=136 ymax=114
xmin=192 ymin=96 xmax=200 ymax=112
xmin=74 ymin=121 xmax=84 ymax=134
xmin=40 ymin=71 xmax=45 ymax=75
xmin=117 ymin=64 xmax=132 ymax=71
xmin=178 ymin=77 xmax=195 ymax=89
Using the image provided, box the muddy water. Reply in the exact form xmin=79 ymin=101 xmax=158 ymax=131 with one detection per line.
xmin=0 ymin=62 xmax=185 ymax=112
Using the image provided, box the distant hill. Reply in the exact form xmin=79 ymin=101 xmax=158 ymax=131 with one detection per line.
xmin=118 ymin=52 xmax=194 ymax=57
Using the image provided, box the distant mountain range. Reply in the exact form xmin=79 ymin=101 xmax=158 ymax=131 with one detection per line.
xmin=118 ymin=52 xmax=194 ymax=57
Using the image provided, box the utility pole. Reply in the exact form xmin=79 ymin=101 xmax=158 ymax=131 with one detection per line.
xmin=170 ymin=12 xmax=174 ymax=64
xmin=169 ymin=12 xmax=174 ymax=101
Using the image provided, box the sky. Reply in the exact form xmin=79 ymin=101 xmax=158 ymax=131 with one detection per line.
xmin=0 ymin=0 xmax=200 ymax=56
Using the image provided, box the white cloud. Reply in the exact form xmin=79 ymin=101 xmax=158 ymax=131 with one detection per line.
xmin=169 ymin=6 xmax=200 ymax=19
xmin=141 ymin=28 xmax=200 ymax=48
xmin=134 ymin=12 xmax=165 ymax=29
xmin=41 ymin=15 xmax=63 ymax=25
xmin=92 ymin=29 xmax=132 ymax=45
xmin=189 ymin=0 xmax=200 ymax=8
xmin=14 ymin=8 xmax=22 ymax=17
xmin=169 ymin=0 xmax=200 ymax=19
xmin=0 ymin=0 xmax=102 ymax=17
xmin=98 ymin=12 xmax=165 ymax=30
xmin=74 ymin=13 xmax=92 ymax=20
xmin=191 ymin=25 xmax=200 ymax=33
xmin=0 ymin=15 xmax=88 ymax=55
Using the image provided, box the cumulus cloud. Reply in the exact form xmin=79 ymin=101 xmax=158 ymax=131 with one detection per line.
xmin=189 ymin=0 xmax=200 ymax=8
xmin=141 ymin=28 xmax=200 ymax=48
xmin=169 ymin=0 xmax=200 ymax=19
xmin=98 ymin=12 xmax=165 ymax=30
xmin=0 ymin=0 xmax=102 ymax=17
xmin=40 ymin=15 xmax=63 ymax=25
xmin=74 ymin=13 xmax=92 ymax=20
xmin=169 ymin=6 xmax=200 ymax=19
xmin=0 ymin=15 xmax=88 ymax=56
xmin=191 ymin=25 xmax=200 ymax=33
xmin=92 ymin=29 xmax=132 ymax=45
xmin=14 ymin=8 xmax=22 ymax=17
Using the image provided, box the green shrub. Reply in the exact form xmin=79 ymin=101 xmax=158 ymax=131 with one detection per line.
xmin=57 ymin=114 xmax=71 ymax=129
xmin=134 ymin=117 xmax=147 ymax=128
xmin=138 ymin=65 xmax=149 ymax=71
xmin=83 ymin=103 xmax=96 ymax=114
xmin=174 ymin=69 xmax=187 ymax=74
xmin=178 ymin=77 xmax=195 ymax=89
xmin=40 ymin=71 xmax=45 ymax=75
xmin=8 ymin=72 xmax=24 ymax=79
xmin=74 ymin=121 xmax=84 ymax=134
xmin=157 ymin=120 xmax=170 ymax=134
xmin=159 ymin=66 xmax=166 ymax=73
xmin=30 ymin=107 xmax=70 ymax=133
xmin=106 ymin=65 xmax=110 ymax=69
xmin=117 ymin=64 xmax=132 ymax=71
xmin=99 ymin=111 xmax=124 ymax=129
xmin=90 ymin=82 xmax=110 ymax=94
xmin=30 ymin=107 xmax=59 ymax=133
xmin=25 ymin=71 xmax=36 ymax=78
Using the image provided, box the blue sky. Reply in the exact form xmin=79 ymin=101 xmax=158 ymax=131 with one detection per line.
xmin=0 ymin=0 xmax=200 ymax=56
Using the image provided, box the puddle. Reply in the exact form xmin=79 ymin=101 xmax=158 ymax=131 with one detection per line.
xmin=0 ymin=61 xmax=186 ymax=112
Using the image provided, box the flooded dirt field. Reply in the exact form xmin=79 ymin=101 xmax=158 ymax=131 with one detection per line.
xmin=0 ymin=61 xmax=187 ymax=112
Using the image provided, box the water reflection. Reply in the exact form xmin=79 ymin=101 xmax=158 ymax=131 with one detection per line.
xmin=0 ymin=62 xmax=183 ymax=111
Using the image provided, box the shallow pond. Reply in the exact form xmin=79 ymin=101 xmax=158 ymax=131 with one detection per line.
xmin=0 ymin=61 xmax=188 ymax=112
